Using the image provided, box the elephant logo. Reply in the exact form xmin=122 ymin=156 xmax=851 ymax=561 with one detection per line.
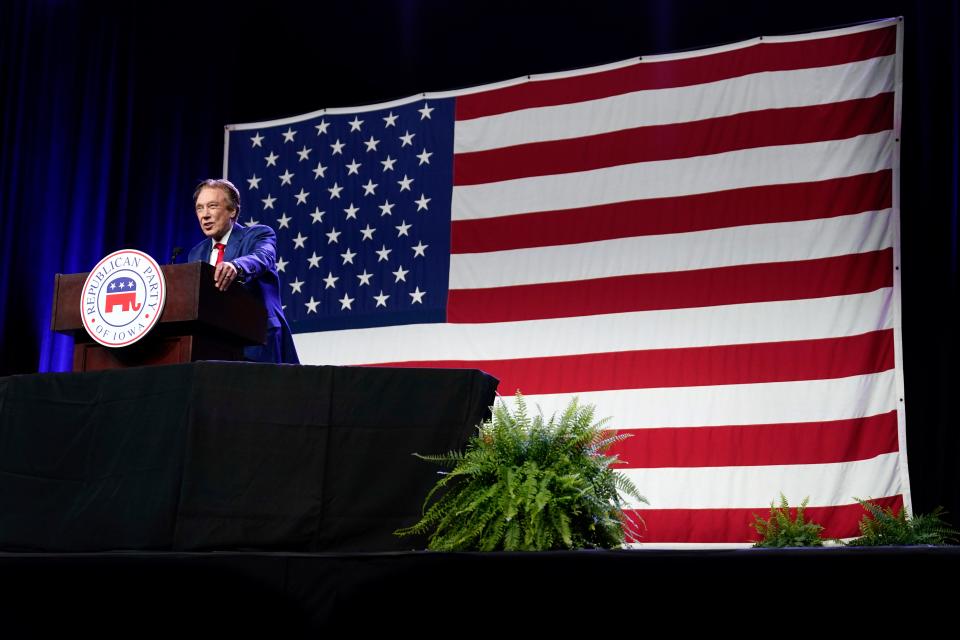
xmin=81 ymin=249 xmax=167 ymax=348
xmin=104 ymin=277 xmax=142 ymax=313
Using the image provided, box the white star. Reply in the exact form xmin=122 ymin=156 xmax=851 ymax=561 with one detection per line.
xmin=345 ymin=159 xmax=362 ymax=175
xmin=379 ymin=200 xmax=395 ymax=216
xmin=364 ymin=136 xmax=380 ymax=152
xmin=323 ymin=271 xmax=339 ymax=289
xmin=393 ymin=265 xmax=409 ymax=282
xmin=297 ymin=145 xmax=312 ymax=161
xmin=397 ymin=174 xmax=413 ymax=191
xmin=362 ymin=179 xmax=378 ymax=196
xmin=383 ymin=112 xmax=398 ymax=127
xmin=275 ymin=256 xmax=288 ymax=272
xmin=261 ymin=194 xmax=276 ymax=209
xmin=328 ymin=182 xmax=343 ymax=199
xmin=373 ymin=290 xmax=390 ymax=307
xmin=247 ymin=175 xmax=261 ymax=189
xmin=380 ymin=155 xmax=397 ymax=171
xmin=326 ymin=227 xmax=341 ymax=244
xmin=415 ymin=194 xmax=431 ymax=211
xmin=330 ymin=139 xmax=345 ymax=155
xmin=417 ymin=148 xmax=433 ymax=165
xmin=279 ymin=170 xmax=294 ymax=186
xmin=356 ymin=270 xmax=373 ymax=286
xmin=340 ymin=248 xmax=357 ymax=264
xmin=276 ymin=212 xmax=292 ymax=229
xmin=343 ymin=203 xmax=359 ymax=220
xmin=109 ymin=282 xmax=116 ymax=290
xmin=395 ymin=220 xmax=412 ymax=236
xmin=339 ymin=293 xmax=355 ymax=310
xmin=375 ymin=244 xmax=392 ymax=262
xmin=292 ymin=232 xmax=307 ymax=249
xmin=245 ymin=217 xmax=260 ymax=227
xmin=289 ymin=277 xmax=304 ymax=294
xmin=264 ymin=151 xmax=279 ymax=167
xmin=304 ymin=296 xmax=320 ymax=313
xmin=307 ymin=251 xmax=322 ymax=269
xmin=409 ymin=286 xmax=426 ymax=303
xmin=282 ymin=127 xmax=297 ymax=143
xmin=348 ymin=116 xmax=364 ymax=132
xmin=250 ymin=132 xmax=264 ymax=147
xmin=295 ymin=188 xmax=309 ymax=204
xmin=310 ymin=207 xmax=325 ymax=224
xmin=412 ymin=240 xmax=428 ymax=257
xmin=399 ymin=130 xmax=415 ymax=147
xmin=315 ymin=119 xmax=330 ymax=135
xmin=313 ymin=161 xmax=327 ymax=179
xmin=359 ymin=224 xmax=376 ymax=241
xmin=418 ymin=103 xmax=434 ymax=120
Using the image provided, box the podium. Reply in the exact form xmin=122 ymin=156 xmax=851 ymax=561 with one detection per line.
xmin=51 ymin=262 xmax=267 ymax=371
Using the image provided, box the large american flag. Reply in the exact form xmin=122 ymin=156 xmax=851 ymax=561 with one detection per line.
xmin=225 ymin=18 xmax=907 ymax=547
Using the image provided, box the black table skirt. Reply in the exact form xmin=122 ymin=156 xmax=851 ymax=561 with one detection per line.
xmin=0 ymin=362 xmax=497 ymax=552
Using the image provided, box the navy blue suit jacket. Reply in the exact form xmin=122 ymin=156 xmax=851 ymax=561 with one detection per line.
xmin=187 ymin=222 xmax=300 ymax=364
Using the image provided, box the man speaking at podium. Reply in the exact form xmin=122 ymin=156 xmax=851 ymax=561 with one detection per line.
xmin=187 ymin=178 xmax=300 ymax=364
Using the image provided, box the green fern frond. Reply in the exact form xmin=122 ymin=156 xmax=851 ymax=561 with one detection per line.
xmin=751 ymin=493 xmax=825 ymax=548
xmin=395 ymin=392 xmax=648 ymax=550
xmin=847 ymin=499 xmax=959 ymax=546
xmin=412 ymin=450 xmax=466 ymax=467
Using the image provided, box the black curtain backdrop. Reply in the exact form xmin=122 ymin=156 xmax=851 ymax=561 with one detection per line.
xmin=1 ymin=0 xmax=958 ymax=519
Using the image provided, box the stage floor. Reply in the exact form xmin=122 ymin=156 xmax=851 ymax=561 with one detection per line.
xmin=2 ymin=547 xmax=956 ymax=635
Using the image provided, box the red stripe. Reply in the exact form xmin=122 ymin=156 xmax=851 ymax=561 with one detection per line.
xmin=454 ymin=94 xmax=893 ymax=186
xmin=452 ymin=171 xmax=892 ymax=254
xmin=448 ymin=248 xmax=893 ymax=324
xmin=608 ymin=411 xmax=899 ymax=468
xmin=371 ymin=330 xmax=894 ymax=395
xmin=456 ymin=26 xmax=896 ymax=120
xmin=627 ymin=495 xmax=904 ymax=543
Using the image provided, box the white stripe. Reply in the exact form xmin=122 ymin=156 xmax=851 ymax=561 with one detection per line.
xmin=455 ymin=56 xmax=894 ymax=153
xmin=293 ymin=290 xmax=892 ymax=365
xmin=504 ymin=372 xmax=897 ymax=429
xmin=890 ymin=19 xmax=911 ymax=516
xmin=619 ymin=452 xmax=902 ymax=509
xmin=449 ymin=209 xmax=891 ymax=289
xmin=451 ymin=132 xmax=894 ymax=220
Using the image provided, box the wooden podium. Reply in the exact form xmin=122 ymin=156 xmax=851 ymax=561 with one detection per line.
xmin=51 ymin=262 xmax=267 ymax=372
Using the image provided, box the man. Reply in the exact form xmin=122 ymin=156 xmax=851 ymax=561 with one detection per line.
xmin=187 ymin=178 xmax=300 ymax=364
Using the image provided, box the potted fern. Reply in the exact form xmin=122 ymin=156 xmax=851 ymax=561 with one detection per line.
xmin=751 ymin=494 xmax=825 ymax=547
xmin=847 ymin=499 xmax=958 ymax=546
xmin=395 ymin=393 xmax=646 ymax=551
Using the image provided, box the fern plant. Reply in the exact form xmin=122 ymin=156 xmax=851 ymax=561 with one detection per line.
xmin=846 ymin=499 xmax=958 ymax=546
xmin=751 ymin=494 xmax=825 ymax=547
xmin=395 ymin=393 xmax=647 ymax=551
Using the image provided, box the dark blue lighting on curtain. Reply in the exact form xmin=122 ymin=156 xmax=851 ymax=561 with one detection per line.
xmin=0 ymin=1 xmax=217 ymax=374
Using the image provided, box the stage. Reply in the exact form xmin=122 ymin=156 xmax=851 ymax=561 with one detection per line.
xmin=2 ymin=546 xmax=956 ymax=634
xmin=2 ymin=363 xmax=956 ymax=635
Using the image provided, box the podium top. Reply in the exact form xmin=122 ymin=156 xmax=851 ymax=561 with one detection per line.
xmin=51 ymin=261 xmax=267 ymax=345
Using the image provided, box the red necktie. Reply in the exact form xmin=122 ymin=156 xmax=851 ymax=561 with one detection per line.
xmin=214 ymin=243 xmax=226 ymax=266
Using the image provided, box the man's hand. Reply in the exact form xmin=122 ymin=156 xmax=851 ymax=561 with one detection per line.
xmin=214 ymin=261 xmax=239 ymax=291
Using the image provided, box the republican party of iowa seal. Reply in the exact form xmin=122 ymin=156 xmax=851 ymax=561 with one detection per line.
xmin=80 ymin=249 xmax=167 ymax=348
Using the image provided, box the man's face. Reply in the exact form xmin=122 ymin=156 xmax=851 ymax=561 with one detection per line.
xmin=195 ymin=186 xmax=237 ymax=241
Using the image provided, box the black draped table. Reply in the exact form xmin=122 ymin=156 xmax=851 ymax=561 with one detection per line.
xmin=0 ymin=362 xmax=497 ymax=552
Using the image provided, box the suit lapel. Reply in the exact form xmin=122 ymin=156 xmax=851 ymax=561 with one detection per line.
xmin=223 ymin=223 xmax=244 ymax=262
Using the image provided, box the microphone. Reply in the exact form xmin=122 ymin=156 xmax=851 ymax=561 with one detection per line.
xmin=169 ymin=246 xmax=183 ymax=264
